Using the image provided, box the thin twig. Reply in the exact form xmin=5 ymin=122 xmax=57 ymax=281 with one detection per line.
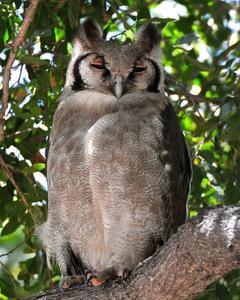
xmin=0 ymin=261 xmax=18 ymax=288
xmin=110 ymin=30 xmax=127 ymax=40
xmin=165 ymin=73 xmax=224 ymax=104
xmin=6 ymin=160 xmax=42 ymax=198
xmin=12 ymin=64 xmax=24 ymax=98
xmin=0 ymin=155 xmax=39 ymax=224
xmin=0 ymin=0 xmax=40 ymax=142
xmin=0 ymin=241 xmax=25 ymax=259
xmin=5 ymin=127 xmax=33 ymax=138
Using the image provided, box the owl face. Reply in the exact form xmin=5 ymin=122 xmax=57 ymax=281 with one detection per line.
xmin=66 ymin=19 xmax=163 ymax=98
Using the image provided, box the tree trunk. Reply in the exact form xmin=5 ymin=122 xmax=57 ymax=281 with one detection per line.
xmin=31 ymin=205 xmax=240 ymax=300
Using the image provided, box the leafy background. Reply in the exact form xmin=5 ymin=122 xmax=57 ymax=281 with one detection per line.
xmin=0 ymin=0 xmax=239 ymax=299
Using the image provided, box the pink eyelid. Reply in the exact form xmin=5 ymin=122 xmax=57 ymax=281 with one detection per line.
xmin=92 ymin=56 xmax=104 ymax=65
xmin=135 ymin=59 xmax=145 ymax=67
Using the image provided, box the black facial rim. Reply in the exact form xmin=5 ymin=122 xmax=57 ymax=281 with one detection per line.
xmin=72 ymin=52 xmax=111 ymax=90
xmin=127 ymin=58 xmax=160 ymax=93
xmin=102 ymin=68 xmax=111 ymax=81
xmin=127 ymin=58 xmax=144 ymax=84
xmin=146 ymin=58 xmax=160 ymax=93
xmin=71 ymin=53 xmax=161 ymax=93
xmin=71 ymin=52 xmax=97 ymax=91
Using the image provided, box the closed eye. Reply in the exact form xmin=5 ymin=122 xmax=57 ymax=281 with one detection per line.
xmin=134 ymin=66 xmax=146 ymax=73
xmin=90 ymin=64 xmax=106 ymax=70
xmin=133 ymin=59 xmax=146 ymax=74
xmin=128 ymin=61 xmax=146 ymax=82
xmin=90 ymin=56 xmax=106 ymax=70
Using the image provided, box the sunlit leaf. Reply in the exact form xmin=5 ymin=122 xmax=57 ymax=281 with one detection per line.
xmin=181 ymin=115 xmax=197 ymax=131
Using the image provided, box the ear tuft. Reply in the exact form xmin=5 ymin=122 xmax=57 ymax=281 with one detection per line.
xmin=65 ymin=19 xmax=103 ymax=87
xmin=74 ymin=18 xmax=103 ymax=54
xmin=135 ymin=23 xmax=161 ymax=53
xmin=135 ymin=23 xmax=164 ymax=92
xmin=80 ymin=18 xmax=103 ymax=47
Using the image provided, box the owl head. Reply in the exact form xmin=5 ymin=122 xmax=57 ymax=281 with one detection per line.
xmin=65 ymin=18 xmax=164 ymax=97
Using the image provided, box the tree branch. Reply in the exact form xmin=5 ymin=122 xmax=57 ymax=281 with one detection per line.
xmin=0 ymin=261 xmax=18 ymax=288
xmin=0 ymin=155 xmax=39 ymax=224
xmin=0 ymin=240 xmax=25 ymax=259
xmin=30 ymin=205 xmax=240 ymax=300
xmin=0 ymin=0 xmax=39 ymax=142
xmin=164 ymin=73 xmax=224 ymax=105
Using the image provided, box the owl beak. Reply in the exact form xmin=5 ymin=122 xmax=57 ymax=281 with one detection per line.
xmin=113 ymin=74 xmax=124 ymax=98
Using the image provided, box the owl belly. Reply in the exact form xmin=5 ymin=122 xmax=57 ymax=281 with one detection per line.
xmin=80 ymin=112 xmax=166 ymax=274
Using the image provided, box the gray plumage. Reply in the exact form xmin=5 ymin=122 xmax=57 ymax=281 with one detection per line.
xmin=38 ymin=18 xmax=191 ymax=284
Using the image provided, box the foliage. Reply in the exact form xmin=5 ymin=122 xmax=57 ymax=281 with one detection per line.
xmin=0 ymin=0 xmax=239 ymax=298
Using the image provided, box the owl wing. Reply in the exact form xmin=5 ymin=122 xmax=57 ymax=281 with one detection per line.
xmin=174 ymin=132 xmax=192 ymax=227
xmin=158 ymin=99 xmax=192 ymax=241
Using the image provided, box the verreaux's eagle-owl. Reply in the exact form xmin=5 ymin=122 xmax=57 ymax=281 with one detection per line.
xmin=38 ymin=18 xmax=191 ymax=289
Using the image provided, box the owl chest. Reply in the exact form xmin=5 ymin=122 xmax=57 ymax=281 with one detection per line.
xmin=83 ymin=110 xmax=159 ymax=164
xmin=49 ymin=94 xmax=164 ymax=192
xmin=51 ymin=92 xmax=162 ymax=159
xmin=53 ymin=107 xmax=156 ymax=158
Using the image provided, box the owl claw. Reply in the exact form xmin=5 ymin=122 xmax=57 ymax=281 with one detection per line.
xmin=122 ymin=268 xmax=131 ymax=281
xmin=86 ymin=272 xmax=106 ymax=287
xmin=113 ymin=268 xmax=131 ymax=286
xmin=59 ymin=275 xmax=84 ymax=291
xmin=90 ymin=277 xmax=106 ymax=286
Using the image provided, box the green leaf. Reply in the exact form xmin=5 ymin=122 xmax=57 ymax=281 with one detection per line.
xmin=1 ymin=218 xmax=19 ymax=236
xmin=24 ymin=164 xmax=45 ymax=175
xmin=222 ymin=111 xmax=240 ymax=143
xmin=181 ymin=115 xmax=197 ymax=131
xmin=176 ymin=33 xmax=199 ymax=45
xmin=215 ymin=283 xmax=230 ymax=300
xmin=195 ymin=117 xmax=219 ymax=135
xmin=54 ymin=27 xmax=65 ymax=42
xmin=19 ymin=55 xmax=49 ymax=65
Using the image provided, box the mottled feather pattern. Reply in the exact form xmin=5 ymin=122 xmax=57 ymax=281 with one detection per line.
xmin=39 ymin=18 xmax=191 ymax=285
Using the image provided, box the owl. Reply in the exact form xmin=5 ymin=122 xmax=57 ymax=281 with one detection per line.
xmin=38 ymin=18 xmax=191 ymax=290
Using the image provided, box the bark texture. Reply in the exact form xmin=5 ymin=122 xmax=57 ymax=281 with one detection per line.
xmin=0 ymin=0 xmax=39 ymax=141
xmin=31 ymin=205 xmax=240 ymax=300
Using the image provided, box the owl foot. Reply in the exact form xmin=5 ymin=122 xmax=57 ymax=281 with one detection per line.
xmin=59 ymin=275 xmax=84 ymax=291
xmin=86 ymin=273 xmax=106 ymax=287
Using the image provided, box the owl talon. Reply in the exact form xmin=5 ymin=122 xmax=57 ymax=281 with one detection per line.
xmin=59 ymin=275 xmax=84 ymax=291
